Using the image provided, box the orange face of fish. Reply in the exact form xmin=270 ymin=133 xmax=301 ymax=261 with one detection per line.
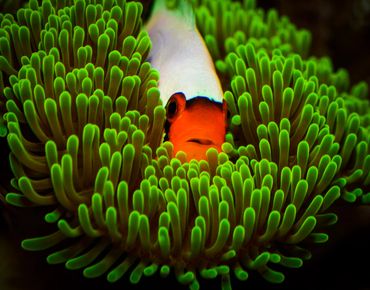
xmin=166 ymin=93 xmax=227 ymax=160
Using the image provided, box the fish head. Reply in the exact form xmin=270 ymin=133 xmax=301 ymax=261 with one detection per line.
xmin=166 ymin=93 xmax=227 ymax=160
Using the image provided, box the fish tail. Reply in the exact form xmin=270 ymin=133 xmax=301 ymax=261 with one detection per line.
xmin=151 ymin=0 xmax=195 ymax=28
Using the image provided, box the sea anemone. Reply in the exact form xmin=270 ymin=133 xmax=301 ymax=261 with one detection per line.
xmin=0 ymin=0 xmax=369 ymax=289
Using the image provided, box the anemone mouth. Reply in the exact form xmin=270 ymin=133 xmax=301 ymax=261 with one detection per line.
xmin=187 ymin=138 xmax=214 ymax=145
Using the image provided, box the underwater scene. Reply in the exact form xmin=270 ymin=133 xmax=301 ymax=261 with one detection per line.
xmin=0 ymin=0 xmax=369 ymax=289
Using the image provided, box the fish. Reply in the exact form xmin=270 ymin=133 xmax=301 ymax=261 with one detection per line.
xmin=146 ymin=0 xmax=227 ymax=160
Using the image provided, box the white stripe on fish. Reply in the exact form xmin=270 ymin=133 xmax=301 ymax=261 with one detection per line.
xmin=146 ymin=0 xmax=224 ymax=105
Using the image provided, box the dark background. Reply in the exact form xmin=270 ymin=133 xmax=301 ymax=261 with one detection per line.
xmin=263 ymin=0 xmax=370 ymax=87
xmin=1 ymin=0 xmax=370 ymax=289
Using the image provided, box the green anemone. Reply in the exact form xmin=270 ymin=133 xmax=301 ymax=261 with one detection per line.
xmin=0 ymin=0 xmax=369 ymax=289
xmin=192 ymin=0 xmax=311 ymax=62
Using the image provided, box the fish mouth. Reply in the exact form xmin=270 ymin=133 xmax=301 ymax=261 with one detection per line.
xmin=187 ymin=138 xmax=214 ymax=146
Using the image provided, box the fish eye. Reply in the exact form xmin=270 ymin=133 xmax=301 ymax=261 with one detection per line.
xmin=167 ymin=99 xmax=177 ymax=118
xmin=167 ymin=93 xmax=186 ymax=121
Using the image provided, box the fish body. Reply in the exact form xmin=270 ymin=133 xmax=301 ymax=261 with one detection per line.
xmin=146 ymin=0 xmax=227 ymax=160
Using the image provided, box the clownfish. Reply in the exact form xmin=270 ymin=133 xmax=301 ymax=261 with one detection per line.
xmin=146 ymin=0 xmax=227 ymax=160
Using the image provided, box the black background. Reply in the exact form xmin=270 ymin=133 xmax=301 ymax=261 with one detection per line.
xmin=1 ymin=0 xmax=370 ymax=289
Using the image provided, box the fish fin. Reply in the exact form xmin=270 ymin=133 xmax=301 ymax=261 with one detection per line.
xmin=151 ymin=0 xmax=195 ymax=28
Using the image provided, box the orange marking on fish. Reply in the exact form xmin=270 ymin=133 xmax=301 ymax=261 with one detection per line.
xmin=166 ymin=93 xmax=227 ymax=160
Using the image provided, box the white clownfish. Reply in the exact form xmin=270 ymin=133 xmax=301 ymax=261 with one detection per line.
xmin=146 ymin=0 xmax=227 ymax=160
